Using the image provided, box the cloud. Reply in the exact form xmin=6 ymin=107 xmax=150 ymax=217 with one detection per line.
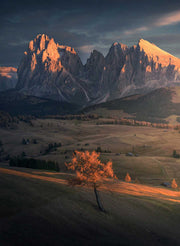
xmin=9 ymin=40 xmax=29 ymax=47
xmin=156 ymin=10 xmax=180 ymax=27
xmin=123 ymin=9 xmax=180 ymax=37
xmin=77 ymin=45 xmax=95 ymax=54
xmin=1 ymin=0 xmax=180 ymax=66
xmin=124 ymin=26 xmax=149 ymax=36
xmin=144 ymin=34 xmax=180 ymax=45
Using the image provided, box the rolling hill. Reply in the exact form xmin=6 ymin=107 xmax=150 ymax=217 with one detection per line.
xmin=0 ymin=90 xmax=78 ymax=116
xmin=84 ymin=86 xmax=180 ymax=123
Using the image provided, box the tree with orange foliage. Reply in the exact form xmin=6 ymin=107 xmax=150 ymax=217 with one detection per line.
xmin=66 ymin=150 xmax=117 ymax=212
xmin=125 ymin=173 xmax=131 ymax=182
xmin=171 ymin=178 xmax=178 ymax=189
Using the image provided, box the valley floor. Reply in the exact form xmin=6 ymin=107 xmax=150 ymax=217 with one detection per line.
xmin=1 ymin=119 xmax=180 ymax=245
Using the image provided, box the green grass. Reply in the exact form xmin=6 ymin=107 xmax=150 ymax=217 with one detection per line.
xmin=0 ymin=172 xmax=72 ymax=218
xmin=1 ymin=169 xmax=180 ymax=246
xmin=1 ymin=118 xmax=180 ymax=244
xmin=1 ymin=118 xmax=180 ymax=185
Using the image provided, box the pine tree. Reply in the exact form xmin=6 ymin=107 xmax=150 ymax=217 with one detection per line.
xmin=171 ymin=178 xmax=178 ymax=189
xmin=125 ymin=173 xmax=131 ymax=182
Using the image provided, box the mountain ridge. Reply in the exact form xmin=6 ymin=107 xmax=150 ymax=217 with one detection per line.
xmin=84 ymin=86 xmax=180 ymax=123
xmin=12 ymin=34 xmax=180 ymax=107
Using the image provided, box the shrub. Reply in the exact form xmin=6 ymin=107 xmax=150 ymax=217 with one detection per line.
xmin=171 ymin=178 xmax=178 ymax=189
xmin=173 ymin=150 xmax=180 ymax=158
xmin=33 ymin=139 xmax=38 ymax=144
xmin=21 ymin=151 xmax=26 ymax=158
xmin=125 ymin=173 xmax=131 ymax=182
xmin=96 ymin=146 xmax=102 ymax=153
xmin=44 ymin=142 xmax=62 ymax=155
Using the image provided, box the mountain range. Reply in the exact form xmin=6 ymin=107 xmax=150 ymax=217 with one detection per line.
xmin=14 ymin=34 xmax=180 ymax=106
xmin=1 ymin=34 xmax=180 ymax=117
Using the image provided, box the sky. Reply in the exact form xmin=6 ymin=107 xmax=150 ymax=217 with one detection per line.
xmin=1 ymin=0 xmax=180 ymax=67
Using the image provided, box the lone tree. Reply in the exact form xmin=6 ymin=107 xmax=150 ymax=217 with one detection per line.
xmin=66 ymin=150 xmax=117 ymax=212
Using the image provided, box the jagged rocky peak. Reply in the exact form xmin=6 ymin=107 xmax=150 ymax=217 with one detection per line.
xmin=137 ymin=38 xmax=180 ymax=69
xmin=85 ymin=50 xmax=105 ymax=66
xmin=106 ymin=42 xmax=128 ymax=61
xmin=112 ymin=42 xmax=128 ymax=50
xmin=28 ymin=34 xmax=76 ymax=56
xmin=28 ymin=34 xmax=50 ymax=52
xmin=105 ymin=42 xmax=128 ymax=72
xmin=84 ymin=50 xmax=105 ymax=82
xmin=138 ymin=38 xmax=168 ymax=56
xmin=21 ymin=34 xmax=61 ymax=74
xmin=89 ymin=49 xmax=104 ymax=58
xmin=16 ymin=34 xmax=87 ymax=104
xmin=58 ymin=44 xmax=76 ymax=54
xmin=18 ymin=33 xmax=83 ymax=77
xmin=16 ymin=34 xmax=180 ymax=106
xmin=25 ymin=34 xmax=79 ymax=68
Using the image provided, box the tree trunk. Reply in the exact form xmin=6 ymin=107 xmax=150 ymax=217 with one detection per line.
xmin=94 ymin=184 xmax=105 ymax=212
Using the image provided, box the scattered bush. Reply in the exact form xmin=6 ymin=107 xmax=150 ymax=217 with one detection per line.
xmin=0 ymin=111 xmax=19 ymax=128
xmin=96 ymin=146 xmax=102 ymax=153
xmin=95 ymin=146 xmax=111 ymax=153
xmin=22 ymin=138 xmax=30 ymax=145
xmin=44 ymin=142 xmax=62 ymax=155
xmin=125 ymin=173 xmax=131 ymax=182
xmin=171 ymin=178 xmax=178 ymax=189
xmin=173 ymin=150 xmax=180 ymax=158
xmin=134 ymin=178 xmax=140 ymax=184
xmin=33 ymin=139 xmax=38 ymax=144
xmin=21 ymin=151 xmax=26 ymax=158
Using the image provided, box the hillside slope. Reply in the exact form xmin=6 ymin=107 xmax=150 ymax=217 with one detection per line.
xmin=1 ymin=166 xmax=180 ymax=246
xmin=84 ymin=86 xmax=180 ymax=122
xmin=0 ymin=90 xmax=78 ymax=116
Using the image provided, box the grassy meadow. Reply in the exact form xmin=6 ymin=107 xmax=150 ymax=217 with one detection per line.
xmin=1 ymin=118 xmax=180 ymax=245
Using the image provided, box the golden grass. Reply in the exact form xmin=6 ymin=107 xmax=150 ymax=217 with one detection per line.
xmin=1 ymin=164 xmax=180 ymax=245
xmin=1 ymin=119 xmax=180 ymax=187
xmin=1 ymin=166 xmax=180 ymax=205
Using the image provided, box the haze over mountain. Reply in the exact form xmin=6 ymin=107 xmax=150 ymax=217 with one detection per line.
xmin=0 ymin=67 xmax=17 ymax=91
xmin=15 ymin=34 xmax=180 ymax=107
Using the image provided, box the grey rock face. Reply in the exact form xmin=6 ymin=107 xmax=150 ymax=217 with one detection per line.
xmin=84 ymin=50 xmax=105 ymax=83
xmin=16 ymin=34 xmax=88 ymax=105
xmin=16 ymin=35 xmax=180 ymax=106
xmin=108 ymin=39 xmax=180 ymax=99
xmin=85 ymin=39 xmax=180 ymax=102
